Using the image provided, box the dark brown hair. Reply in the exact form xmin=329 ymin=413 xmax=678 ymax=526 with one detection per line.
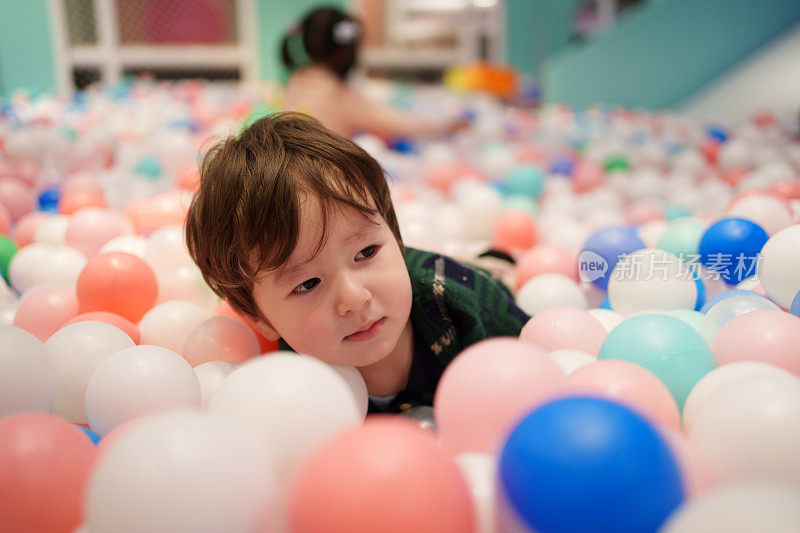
xmin=185 ymin=112 xmax=402 ymax=319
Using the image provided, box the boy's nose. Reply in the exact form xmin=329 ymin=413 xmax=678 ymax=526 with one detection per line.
xmin=336 ymin=275 xmax=371 ymax=316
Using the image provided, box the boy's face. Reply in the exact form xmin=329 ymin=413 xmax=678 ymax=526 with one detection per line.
xmin=251 ymin=198 xmax=412 ymax=367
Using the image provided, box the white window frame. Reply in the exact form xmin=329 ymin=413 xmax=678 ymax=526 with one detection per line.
xmin=48 ymin=0 xmax=258 ymax=95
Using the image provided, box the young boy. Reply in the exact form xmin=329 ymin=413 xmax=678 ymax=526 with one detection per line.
xmin=185 ymin=112 xmax=530 ymax=413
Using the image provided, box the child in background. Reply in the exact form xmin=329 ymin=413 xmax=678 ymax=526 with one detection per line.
xmin=280 ymin=6 xmax=467 ymax=139
xmin=185 ymin=113 xmax=529 ymax=413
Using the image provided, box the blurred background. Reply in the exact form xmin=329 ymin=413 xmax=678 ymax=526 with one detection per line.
xmin=1 ymin=0 xmax=799 ymax=125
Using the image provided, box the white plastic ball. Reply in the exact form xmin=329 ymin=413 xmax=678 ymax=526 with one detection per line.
xmin=156 ymin=262 xmax=219 ymax=311
xmin=194 ymin=361 xmax=238 ymax=407
xmin=85 ymin=345 xmax=201 ymax=435
xmin=587 ymin=308 xmax=625 ymax=332
xmin=516 ymin=273 xmax=587 ymax=315
xmin=726 ymin=194 xmax=793 ymax=236
xmin=758 ymin=224 xmax=800 ymax=308
xmin=329 ymin=363 xmax=369 ymax=418
xmin=717 ymin=139 xmax=753 ymax=170
xmin=8 ymin=243 xmax=86 ymax=293
xmin=138 ymin=300 xmax=212 ymax=354
xmin=700 ymin=294 xmax=781 ymax=342
xmin=45 ymin=321 xmax=135 ymax=423
xmin=145 ymin=224 xmax=192 ymax=272
xmin=682 ymin=362 xmax=797 ymax=432
xmin=546 ymin=349 xmax=596 ymax=374
xmin=608 ymin=249 xmax=697 ymax=316
xmin=0 ymin=325 xmax=57 ymax=415
xmin=637 ymin=220 xmax=669 ymax=248
xmin=208 ymin=353 xmax=364 ymax=485
xmin=33 ymin=214 xmax=69 ymax=245
xmin=661 ymin=481 xmax=800 ymax=533
xmin=99 ymin=234 xmax=148 ymax=258
xmin=686 ymin=374 xmax=800 ymax=483
xmin=456 ymin=453 xmax=497 ymax=533
xmin=454 ymin=181 xmax=504 ymax=241
xmin=85 ymin=410 xmax=276 ymax=533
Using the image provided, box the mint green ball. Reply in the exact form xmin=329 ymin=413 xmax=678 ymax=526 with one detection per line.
xmin=134 ymin=155 xmax=163 ymax=181
xmin=664 ymin=203 xmax=692 ymax=220
xmin=657 ymin=219 xmax=705 ymax=264
xmin=507 ymin=165 xmax=545 ymax=199
xmin=503 ymin=195 xmax=538 ymax=217
xmin=598 ymin=314 xmax=716 ymax=410
xmin=666 ymin=309 xmax=704 ymax=332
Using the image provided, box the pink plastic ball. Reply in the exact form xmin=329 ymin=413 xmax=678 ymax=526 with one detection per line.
xmin=0 ymin=203 xmax=10 ymax=235
xmin=573 ymin=160 xmax=605 ymax=192
xmin=426 ymin=162 xmax=482 ymax=195
xmin=10 ymin=211 xmax=50 ymax=247
xmin=625 ymin=201 xmax=663 ymax=225
xmin=13 ymin=286 xmax=79 ymax=342
xmin=0 ymin=412 xmax=97 ymax=533
xmin=65 ymin=207 xmax=135 ymax=257
xmin=516 ymin=245 xmax=577 ymax=289
xmin=710 ymin=309 xmax=800 ymax=376
xmin=659 ymin=428 xmax=716 ymax=499
xmin=493 ymin=210 xmax=538 ymax=254
xmin=567 ymin=359 xmax=681 ymax=431
xmin=767 ymin=179 xmax=800 ymax=200
xmin=519 ymin=306 xmax=607 ymax=355
xmin=434 ymin=338 xmax=567 ymax=454
xmin=0 ymin=178 xmax=34 ymax=221
xmin=182 ymin=316 xmax=260 ymax=366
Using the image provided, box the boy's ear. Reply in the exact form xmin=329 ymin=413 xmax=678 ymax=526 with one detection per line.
xmin=241 ymin=313 xmax=282 ymax=342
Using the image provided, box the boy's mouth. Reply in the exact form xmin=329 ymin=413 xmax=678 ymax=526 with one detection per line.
xmin=344 ymin=317 xmax=385 ymax=342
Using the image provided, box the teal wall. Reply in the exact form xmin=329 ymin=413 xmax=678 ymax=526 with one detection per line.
xmin=505 ymin=0 xmax=583 ymax=77
xmin=0 ymin=0 xmax=57 ymax=97
xmin=542 ymin=0 xmax=800 ymax=109
xmin=255 ymin=0 xmax=348 ymax=82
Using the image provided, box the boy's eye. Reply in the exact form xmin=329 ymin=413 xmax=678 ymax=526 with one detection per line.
xmin=292 ymin=278 xmax=320 ymax=295
xmin=356 ymin=245 xmax=378 ymax=260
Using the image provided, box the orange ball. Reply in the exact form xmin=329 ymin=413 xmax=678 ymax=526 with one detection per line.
xmin=63 ymin=311 xmax=141 ymax=344
xmin=287 ymin=417 xmax=475 ymax=533
xmin=516 ymin=245 xmax=577 ymax=289
xmin=58 ymin=189 xmax=106 ymax=215
xmin=0 ymin=413 xmax=97 ymax=533
xmin=176 ymin=165 xmax=200 ymax=192
xmin=493 ymin=210 xmax=538 ymax=254
xmin=76 ymin=252 xmax=158 ymax=323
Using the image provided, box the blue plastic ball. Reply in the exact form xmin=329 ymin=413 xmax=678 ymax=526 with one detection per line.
xmin=699 ymin=288 xmax=771 ymax=314
xmin=507 ymin=165 xmax=545 ymax=199
xmin=388 ymin=137 xmax=417 ymax=154
xmin=499 ymin=396 xmax=684 ymax=533
xmin=791 ymin=290 xmax=800 ymax=318
xmin=698 ymin=218 xmax=768 ymax=284
xmin=693 ymin=270 xmax=706 ymax=311
xmin=37 ymin=187 xmax=60 ymax=213
xmin=707 ymin=125 xmax=728 ymax=143
xmin=581 ymin=227 xmax=646 ymax=290
xmin=78 ymin=425 xmax=101 ymax=445
xmin=548 ymin=156 xmax=575 ymax=177
xmin=599 ymin=295 xmax=612 ymax=310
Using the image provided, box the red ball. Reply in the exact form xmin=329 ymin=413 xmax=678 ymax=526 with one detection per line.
xmin=493 ymin=210 xmax=538 ymax=254
xmin=76 ymin=252 xmax=158 ymax=323
xmin=287 ymin=417 xmax=475 ymax=533
xmin=0 ymin=413 xmax=97 ymax=533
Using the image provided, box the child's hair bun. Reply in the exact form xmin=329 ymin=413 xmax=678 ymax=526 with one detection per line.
xmin=280 ymin=7 xmax=362 ymax=79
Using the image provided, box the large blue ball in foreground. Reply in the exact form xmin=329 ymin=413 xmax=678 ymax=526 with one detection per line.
xmin=499 ymin=396 xmax=684 ymax=533
xmin=698 ymin=218 xmax=768 ymax=284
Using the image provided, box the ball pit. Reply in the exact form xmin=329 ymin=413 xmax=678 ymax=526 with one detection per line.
xmin=1 ymin=78 xmax=800 ymax=530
